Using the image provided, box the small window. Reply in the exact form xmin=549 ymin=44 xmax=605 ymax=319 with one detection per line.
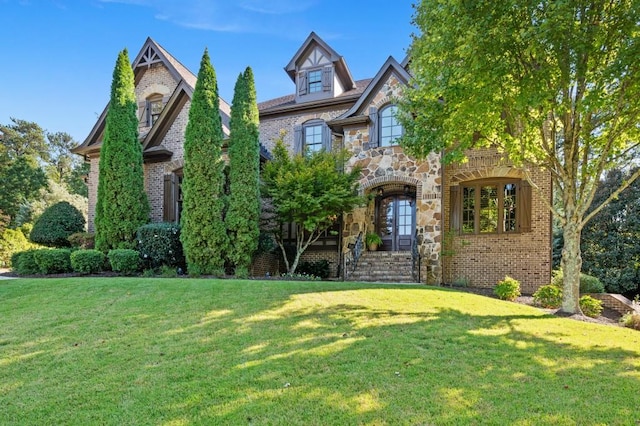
xmin=308 ymin=69 xmax=323 ymax=93
xmin=454 ymin=180 xmax=526 ymax=234
xmin=146 ymin=96 xmax=163 ymax=126
xmin=304 ymin=123 xmax=323 ymax=153
xmin=379 ymin=105 xmax=403 ymax=146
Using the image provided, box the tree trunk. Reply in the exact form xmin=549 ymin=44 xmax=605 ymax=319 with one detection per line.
xmin=560 ymin=222 xmax=582 ymax=314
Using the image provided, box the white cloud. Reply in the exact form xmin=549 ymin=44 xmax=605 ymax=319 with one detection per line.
xmin=97 ymin=0 xmax=317 ymax=34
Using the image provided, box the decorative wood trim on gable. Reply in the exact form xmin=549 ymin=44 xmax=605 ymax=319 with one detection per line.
xmin=284 ymin=32 xmax=355 ymax=91
xmin=137 ymin=45 xmax=163 ymax=68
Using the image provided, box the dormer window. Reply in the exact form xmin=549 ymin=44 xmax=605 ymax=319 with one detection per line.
xmin=308 ymin=69 xmax=323 ymax=93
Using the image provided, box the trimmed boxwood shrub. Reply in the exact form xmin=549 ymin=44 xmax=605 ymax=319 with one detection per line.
xmin=551 ymin=269 xmax=605 ymax=294
xmin=533 ymin=284 xmax=563 ymax=308
xmin=136 ymin=223 xmax=185 ymax=269
xmin=11 ymin=249 xmax=40 ymax=275
xmin=33 ymin=249 xmax=72 ymax=274
xmin=108 ymin=249 xmax=141 ymax=275
xmin=297 ymin=260 xmax=330 ymax=279
xmin=579 ymin=295 xmax=603 ymax=318
xmin=30 ymin=202 xmax=85 ymax=247
xmin=70 ymin=249 xmax=105 ymax=274
xmin=494 ymin=276 xmax=521 ymax=301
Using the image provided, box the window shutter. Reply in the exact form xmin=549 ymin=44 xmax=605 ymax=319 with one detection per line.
xmin=450 ymin=185 xmax=461 ymax=233
xmin=322 ymin=123 xmax=332 ymax=151
xmin=519 ymin=180 xmax=532 ymax=232
xmin=369 ymin=106 xmax=379 ymax=148
xmin=297 ymin=71 xmax=307 ymax=96
xmin=294 ymin=125 xmax=303 ymax=154
xmin=322 ymin=66 xmax=332 ymax=92
xmin=146 ymin=100 xmax=153 ymax=127
xmin=163 ymin=174 xmax=175 ymax=222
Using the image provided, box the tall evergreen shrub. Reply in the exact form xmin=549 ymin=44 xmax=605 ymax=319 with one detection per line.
xmin=226 ymin=67 xmax=261 ymax=275
xmin=180 ymin=49 xmax=228 ymax=274
xmin=95 ymin=49 xmax=149 ymax=252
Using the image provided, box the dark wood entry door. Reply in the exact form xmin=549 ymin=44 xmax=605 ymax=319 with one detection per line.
xmin=377 ymin=195 xmax=415 ymax=251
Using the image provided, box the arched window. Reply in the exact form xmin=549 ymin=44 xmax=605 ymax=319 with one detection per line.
xmin=379 ymin=104 xmax=403 ymax=146
xmin=146 ymin=94 xmax=164 ymax=126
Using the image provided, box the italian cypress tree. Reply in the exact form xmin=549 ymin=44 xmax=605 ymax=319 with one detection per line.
xmin=180 ymin=49 xmax=228 ymax=274
xmin=95 ymin=49 xmax=149 ymax=251
xmin=227 ymin=67 xmax=261 ymax=276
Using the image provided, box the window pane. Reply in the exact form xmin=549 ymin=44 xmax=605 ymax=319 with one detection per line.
xmin=503 ymin=183 xmax=517 ymax=232
xmin=479 ymin=186 xmax=498 ymax=233
xmin=304 ymin=124 xmax=323 ymax=153
xmin=379 ymin=105 xmax=403 ymax=146
xmin=462 ymin=187 xmax=475 ymax=234
xmin=308 ymin=70 xmax=322 ymax=93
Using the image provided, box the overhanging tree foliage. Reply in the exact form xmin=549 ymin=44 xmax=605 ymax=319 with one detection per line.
xmin=95 ymin=49 xmax=149 ymax=251
xmin=226 ymin=67 xmax=261 ymax=276
xmin=261 ymin=139 xmax=364 ymax=274
xmin=401 ymin=0 xmax=640 ymax=313
xmin=180 ymin=49 xmax=228 ymax=275
xmin=581 ymin=168 xmax=640 ymax=296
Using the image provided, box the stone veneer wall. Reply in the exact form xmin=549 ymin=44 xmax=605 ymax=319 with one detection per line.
xmin=443 ymin=148 xmax=552 ymax=294
xmin=341 ymin=73 xmax=443 ymax=283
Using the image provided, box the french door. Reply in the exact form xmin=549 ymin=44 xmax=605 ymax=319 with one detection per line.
xmin=376 ymin=195 xmax=415 ymax=251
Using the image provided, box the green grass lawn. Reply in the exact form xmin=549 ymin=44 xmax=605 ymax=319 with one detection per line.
xmin=1 ymin=278 xmax=639 ymax=425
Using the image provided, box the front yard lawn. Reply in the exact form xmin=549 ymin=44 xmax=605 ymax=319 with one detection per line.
xmin=1 ymin=278 xmax=638 ymax=425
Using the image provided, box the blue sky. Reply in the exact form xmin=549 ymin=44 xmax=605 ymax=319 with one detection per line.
xmin=0 ymin=0 xmax=416 ymax=143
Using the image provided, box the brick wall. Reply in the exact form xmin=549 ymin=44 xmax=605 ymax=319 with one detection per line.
xmin=443 ymin=148 xmax=552 ymax=294
xmin=589 ymin=293 xmax=640 ymax=317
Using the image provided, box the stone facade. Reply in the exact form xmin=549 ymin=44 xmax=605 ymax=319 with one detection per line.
xmin=77 ymin=34 xmax=552 ymax=291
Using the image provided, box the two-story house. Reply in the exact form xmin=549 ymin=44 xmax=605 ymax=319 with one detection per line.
xmin=73 ymin=34 xmax=552 ymax=293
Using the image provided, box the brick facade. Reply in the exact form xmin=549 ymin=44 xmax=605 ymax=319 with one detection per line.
xmin=78 ymin=35 xmax=552 ymax=291
xmin=443 ymin=148 xmax=552 ymax=294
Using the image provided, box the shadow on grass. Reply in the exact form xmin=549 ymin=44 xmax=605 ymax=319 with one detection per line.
xmin=1 ymin=279 xmax=639 ymax=425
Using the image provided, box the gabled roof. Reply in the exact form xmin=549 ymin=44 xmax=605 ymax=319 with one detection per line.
xmin=73 ymin=37 xmax=231 ymax=157
xmin=132 ymin=37 xmax=197 ymax=89
xmin=284 ymin=32 xmax=356 ymax=91
xmin=335 ymin=56 xmax=411 ymax=120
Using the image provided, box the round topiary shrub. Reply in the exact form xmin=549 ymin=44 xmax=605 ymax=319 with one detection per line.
xmin=70 ymin=249 xmax=105 ymax=274
xmin=30 ymin=202 xmax=85 ymax=247
xmin=533 ymin=284 xmax=563 ymax=308
xmin=494 ymin=276 xmax=521 ymax=301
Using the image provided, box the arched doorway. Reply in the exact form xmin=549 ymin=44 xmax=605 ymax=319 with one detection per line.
xmin=375 ymin=185 xmax=416 ymax=251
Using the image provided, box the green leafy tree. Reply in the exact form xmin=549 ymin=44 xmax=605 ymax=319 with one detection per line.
xmin=401 ymin=0 xmax=640 ymax=313
xmin=261 ymin=139 xmax=364 ymax=274
xmin=0 ymin=118 xmax=49 ymax=162
xmin=94 ymin=49 xmax=149 ymax=251
xmin=581 ymin=168 xmax=640 ymax=296
xmin=226 ymin=67 xmax=261 ymax=275
xmin=46 ymin=131 xmax=81 ymax=184
xmin=0 ymin=120 xmax=49 ymax=225
xmin=180 ymin=49 xmax=228 ymax=274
